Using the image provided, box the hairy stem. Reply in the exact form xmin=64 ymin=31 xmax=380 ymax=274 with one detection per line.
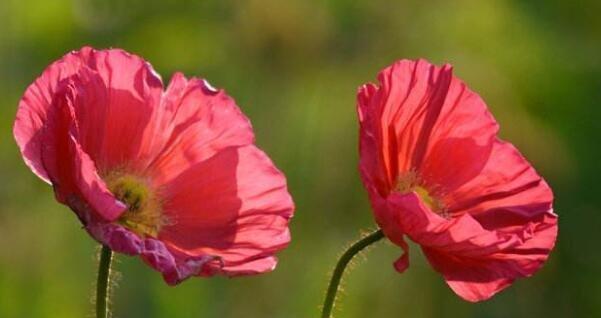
xmin=96 ymin=245 xmax=113 ymax=318
xmin=321 ymin=229 xmax=385 ymax=318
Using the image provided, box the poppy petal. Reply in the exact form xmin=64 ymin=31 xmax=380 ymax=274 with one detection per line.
xmin=157 ymin=145 xmax=293 ymax=276
xmin=148 ymin=75 xmax=255 ymax=184
xmin=447 ymin=140 xmax=555 ymax=223
xmin=358 ymin=59 xmax=499 ymax=194
xmin=358 ymin=83 xmax=393 ymax=195
xmin=14 ymin=49 xmax=88 ymax=182
xmin=65 ymin=48 xmax=164 ymax=171
xmin=40 ymin=82 xmax=126 ymax=222
xmin=15 ymin=47 xmax=165 ymax=177
xmin=387 ymin=191 xmax=557 ymax=301
xmin=87 ymin=223 xmax=216 ymax=285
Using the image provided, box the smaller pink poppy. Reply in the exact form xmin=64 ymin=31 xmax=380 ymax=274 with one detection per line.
xmin=14 ymin=47 xmax=294 ymax=284
xmin=357 ymin=59 xmax=558 ymax=301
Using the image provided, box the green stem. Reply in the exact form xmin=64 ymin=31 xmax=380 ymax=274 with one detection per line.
xmin=96 ymin=245 xmax=113 ymax=318
xmin=320 ymin=229 xmax=385 ymax=318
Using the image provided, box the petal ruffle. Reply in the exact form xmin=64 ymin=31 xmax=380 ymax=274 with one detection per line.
xmin=447 ymin=140 xmax=555 ymax=224
xmin=40 ymin=82 xmax=125 ymax=222
xmin=14 ymin=49 xmax=88 ymax=182
xmin=65 ymin=48 xmax=164 ymax=171
xmin=386 ymin=191 xmax=557 ymax=302
xmin=157 ymin=145 xmax=293 ymax=276
xmin=357 ymin=83 xmax=392 ymax=196
xmin=88 ymin=223 xmax=216 ymax=285
xmin=147 ymin=74 xmax=255 ymax=184
xmin=357 ymin=59 xmax=499 ymax=195
xmin=14 ymin=47 xmax=164 ymax=178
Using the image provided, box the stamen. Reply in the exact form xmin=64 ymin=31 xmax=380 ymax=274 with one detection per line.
xmin=102 ymin=170 xmax=166 ymax=237
xmin=395 ymin=170 xmax=447 ymax=216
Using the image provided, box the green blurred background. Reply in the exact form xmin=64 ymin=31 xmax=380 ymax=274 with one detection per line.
xmin=1 ymin=0 xmax=600 ymax=317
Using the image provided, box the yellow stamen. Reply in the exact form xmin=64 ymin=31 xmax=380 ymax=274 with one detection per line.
xmin=396 ymin=171 xmax=445 ymax=214
xmin=103 ymin=171 xmax=165 ymax=237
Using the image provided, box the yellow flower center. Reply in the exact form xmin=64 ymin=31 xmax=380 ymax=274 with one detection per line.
xmin=103 ymin=171 xmax=165 ymax=238
xmin=396 ymin=171 xmax=445 ymax=214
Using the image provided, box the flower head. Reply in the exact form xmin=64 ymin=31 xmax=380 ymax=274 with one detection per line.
xmin=357 ymin=59 xmax=557 ymax=302
xmin=14 ymin=47 xmax=294 ymax=284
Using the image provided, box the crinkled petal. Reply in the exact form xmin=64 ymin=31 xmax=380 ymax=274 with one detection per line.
xmin=357 ymin=83 xmax=393 ymax=196
xmin=157 ymin=145 xmax=293 ymax=276
xmin=66 ymin=48 xmax=164 ymax=171
xmin=147 ymin=75 xmax=255 ymax=184
xmin=14 ymin=49 xmax=89 ymax=182
xmin=40 ymin=83 xmax=125 ymax=222
xmin=14 ymin=46 xmax=164 ymax=178
xmin=387 ymin=191 xmax=557 ymax=301
xmin=357 ymin=59 xmax=499 ymax=195
xmin=88 ymin=223 xmax=216 ymax=285
xmin=447 ymin=140 xmax=555 ymax=225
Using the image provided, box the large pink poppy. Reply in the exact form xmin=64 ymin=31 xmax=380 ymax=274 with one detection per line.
xmin=357 ymin=59 xmax=558 ymax=302
xmin=14 ymin=47 xmax=294 ymax=285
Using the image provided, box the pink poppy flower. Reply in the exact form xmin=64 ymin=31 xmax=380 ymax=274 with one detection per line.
xmin=14 ymin=47 xmax=294 ymax=285
xmin=357 ymin=59 xmax=558 ymax=302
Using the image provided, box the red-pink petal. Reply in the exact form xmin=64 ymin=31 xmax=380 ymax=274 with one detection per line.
xmin=147 ymin=75 xmax=255 ymax=184
xmin=14 ymin=49 xmax=87 ymax=182
xmin=447 ymin=140 xmax=554 ymax=223
xmin=157 ymin=145 xmax=293 ymax=276
xmin=387 ymin=191 xmax=557 ymax=301
xmin=357 ymin=83 xmax=392 ymax=196
xmin=88 ymin=223 xmax=216 ymax=285
xmin=357 ymin=59 xmax=499 ymax=195
xmin=66 ymin=48 xmax=164 ymax=171
xmin=14 ymin=47 xmax=164 ymax=177
xmin=39 ymin=82 xmax=125 ymax=222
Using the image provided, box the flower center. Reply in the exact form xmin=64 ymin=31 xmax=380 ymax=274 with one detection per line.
xmin=413 ymin=185 xmax=439 ymax=211
xmin=103 ymin=171 xmax=165 ymax=238
xmin=395 ymin=171 xmax=445 ymax=214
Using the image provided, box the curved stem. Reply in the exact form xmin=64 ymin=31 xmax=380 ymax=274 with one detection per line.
xmin=321 ymin=229 xmax=385 ymax=318
xmin=96 ymin=245 xmax=113 ymax=318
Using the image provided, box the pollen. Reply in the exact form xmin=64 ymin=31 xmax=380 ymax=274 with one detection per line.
xmin=103 ymin=170 xmax=166 ymax=238
xmin=395 ymin=170 xmax=446 ymax=215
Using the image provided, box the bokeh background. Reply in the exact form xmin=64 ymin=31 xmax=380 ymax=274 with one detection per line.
xmin=1 ymin=0 xmax=600 ymax=317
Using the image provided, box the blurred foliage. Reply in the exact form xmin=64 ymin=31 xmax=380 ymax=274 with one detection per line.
xmin=0 ymin=0 xmax=600 ymax=317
